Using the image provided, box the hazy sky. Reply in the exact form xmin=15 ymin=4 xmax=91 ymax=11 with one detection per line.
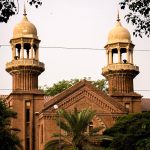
xmin=0 ymin=0 xmax=150 ymax=98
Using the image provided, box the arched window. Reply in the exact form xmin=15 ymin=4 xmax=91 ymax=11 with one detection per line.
xmin=24 ymin=43 xmax=31 ymax=59
xmin=112 ymin=48 xmax=118 ymax=63
xmin=121 ymin=48 xmax=127 ymax=63
xmin=85 ymin=121 xmax=94 ymax=134
xmin=89 ymin=122 xmax=94 ymax=132
xmin=15 ymin=44 xmax=21 ymax=59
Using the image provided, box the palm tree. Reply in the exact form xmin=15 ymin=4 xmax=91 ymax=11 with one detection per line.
xmin=44 ymin=108 xmax=103 ymax=150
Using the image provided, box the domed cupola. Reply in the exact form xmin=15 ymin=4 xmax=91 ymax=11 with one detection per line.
xmin=102 ymin=13 xmax=139 ymax=96
xmin=5 ymin=6 xmax=46 ymax=150
xmin=13 ymin=9 xmax=38 ymax=39
xmin=107 ymin=16 xmax=131 ymax=45
xmin=6 ymin=6 xmax=44 ymax=92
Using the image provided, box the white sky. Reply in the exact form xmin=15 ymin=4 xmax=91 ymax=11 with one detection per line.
xmin=0 ymin=0 xmax=150 ymax=98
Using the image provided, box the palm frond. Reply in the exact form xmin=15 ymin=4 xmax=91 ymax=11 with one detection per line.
xmin=52 ymin=133 xmax=72 ymax=144
xmin=44 ymin=139 xmax=72 ymax=150
xmin=98 ymin=135 xmax=113 ymax=141
xmin=59 ymin=120 xmax=72 ymax=133
xmin=45 ymin=108 xmax=102 ymax=150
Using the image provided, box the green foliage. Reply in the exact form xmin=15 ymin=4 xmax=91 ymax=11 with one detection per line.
xmin=42 ymin=78 xmax=107 ymax=96
xmin=0 ymin=0 xmax=17 ymax=23
xmin=0 ymin=100 xmax=22 ymax=150
xmin=103 ymin=111 xmax=150 ymax=150
xmin=120 ymin=0 xmax=150 ymax=37
xmin=91 ymin=79 xmax=108 ymax=92
xmin=0 ymin=0 xmax=42 ymax=23
xmin=27 ymin=0 xmax=42 ymax=8
xmin=44 ymin=108 xmax=103 ymax=150
xmin=43 ymin=79 xmax=80 ymax=96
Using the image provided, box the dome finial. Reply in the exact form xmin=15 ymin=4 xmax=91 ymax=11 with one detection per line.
xmin=117 ymin=9 xmax=120 ymax=21
xmin=23 ymin=2 xmax=27 ymax=16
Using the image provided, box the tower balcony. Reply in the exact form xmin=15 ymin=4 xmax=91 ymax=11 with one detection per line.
xmin=102 ymin=63 xmax=139 ymax=74
xmin=102 ymin=63 xmax=139 ymax=95
xmin=6 ymin=59 xmax=45 ymax=91
xmin=6 ymin=59 xmax=45 ymax=70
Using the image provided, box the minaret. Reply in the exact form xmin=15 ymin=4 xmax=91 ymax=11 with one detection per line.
xmin=6 ymin=6 xmax=44 ymax=92
xmin=102 ymin=13 xmax=141 ymax=112
xmin=6 ymin=6 xmax=45 ymax=150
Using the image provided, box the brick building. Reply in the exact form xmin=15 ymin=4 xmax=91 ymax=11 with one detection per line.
xmin=1 ymin=9 xmax=150 ymax=150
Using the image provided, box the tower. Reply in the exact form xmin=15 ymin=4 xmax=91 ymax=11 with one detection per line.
xmin=6 ymin=7 xmax=45 ymax=150
xmin=102 ymin=14 xmax=141 ymax=112
xmin=6 ymin=8 xmax=44 ymax=91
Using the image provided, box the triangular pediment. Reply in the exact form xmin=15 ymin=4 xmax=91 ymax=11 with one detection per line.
xmin=43 ymin=80 xmax=127 ymax=114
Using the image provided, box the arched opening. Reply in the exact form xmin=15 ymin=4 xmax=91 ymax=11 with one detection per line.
xmin=24 ymin=43 xmax=31 ymax=59
xmin=112 ymin=48 xmax=118 ymax=63
xmin=15 ymin=44 xmax=21 ymax=59
xmin=121 ymin=48 xmax=127 ymax=63
xmin=89 ymin=122 xmax=94 ymax=132
xmin=84 ymin=121 xmax=94 ymax=134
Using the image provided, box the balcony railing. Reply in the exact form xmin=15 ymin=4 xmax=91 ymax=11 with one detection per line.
xmin=6 ymin=59 xmax=45 ymax=69
xmin=102 ymin=63 xmax=139 ymax=72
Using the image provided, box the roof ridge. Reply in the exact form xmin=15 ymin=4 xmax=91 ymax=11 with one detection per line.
xmin=43 ymin=80 xmax=127 ymax=113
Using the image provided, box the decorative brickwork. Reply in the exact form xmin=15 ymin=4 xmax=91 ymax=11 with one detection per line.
xmin=5 ymin=11 xmax=45 ymax=150
xmin=3 ymin=11 xmax=143 ymax=150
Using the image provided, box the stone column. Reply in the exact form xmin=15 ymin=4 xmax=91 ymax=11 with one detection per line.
xmin=109 ymin=49 xmax=113 ymax=64
xmin=36 ymin=45 xmax=39 ymax=60
xmin=21 ymin=42 xmax=24 ymax=59
xmin=126 ymin=48 xmax=130 ymax=63
xmin=12 ymin=44 xmax=16 ymax=60
xmin=131 ymin=50 xmax=133 ymax=64
xmin=118 ymin=48 xmax=121 ymax=63
xmin=106 ymin=50 xmax=109 ymax=65
xmin=31 ymin=43 xmax=34 ymax=59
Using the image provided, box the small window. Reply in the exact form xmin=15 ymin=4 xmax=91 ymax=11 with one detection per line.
xmin=26 ymin=109 xmax=30 ymax=122
xmin=125 ymin=103 xmax=130 ymax=109
xmin=26 ymin=101 xmax=31 ymax=107
xmin=85 ymin=122 xmax=94 ymax=134
xmin=89 ymin=122 xmax=93 ymax=132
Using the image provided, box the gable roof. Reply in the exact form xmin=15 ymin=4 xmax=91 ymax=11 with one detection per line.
xmin=0 ymin=95 xmax=8 ymax=100
xmin=43 ymin=80 xmax=128 ymax=114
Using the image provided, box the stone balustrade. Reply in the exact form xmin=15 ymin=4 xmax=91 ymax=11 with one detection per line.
xmin=6 ymin=59 xmax=45 ymax=69
xmin=102 ymin=63 xmax=139 ymax=72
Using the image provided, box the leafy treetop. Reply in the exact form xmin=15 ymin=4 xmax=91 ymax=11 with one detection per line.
xmin=120 ymin=0 xmax=150 ymax=37
xmin=103 ymin=111 xmax=150 ymax=150
xmin=0 ymin=0 xmax=42 ymax=23
xmin=41 ymin=78 xmax=108 ymax=96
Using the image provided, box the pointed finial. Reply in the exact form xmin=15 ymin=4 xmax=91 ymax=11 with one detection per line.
xmin=23 ymin=2 xmax=27 ymax=16
xmin=117 ymin=9 xmax=120 ymax=21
